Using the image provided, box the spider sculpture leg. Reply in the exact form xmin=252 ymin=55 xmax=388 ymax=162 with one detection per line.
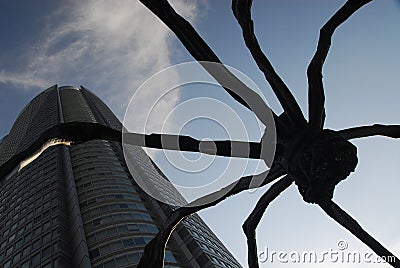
xmin=242 ymin=175 xmax=293 ymax=268
xmin=135 ymin=1 xmax=399 ymax=267
xmin=338 ymin=124 xmax=400 ymax=140
xmin=0 ymin=122 xmax=122 ymax=178
xmin=232 ymin=0 xmax=306 ymax=127
xmin=0 ymin=121 xmax=266 ymax=179
xmin=137 ymin=167 xmax=285 ymax=268
xmin=57 ymin=121 xmax=263 ymax=159
xmin=124 ymin=131 xmax=262 ymax=158
xmin=307 ymin=0 xmax=373 ymax=128
xmin=139 ymin=0 xmax=287 ymax=131
xmin=318 ymin=200 xmax=400 ymax=268
xmin=305 ymin=0 xmax=399 ymax=265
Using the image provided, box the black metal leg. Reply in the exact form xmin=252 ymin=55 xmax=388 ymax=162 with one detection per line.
xmin=138 ymin=167 xmax=286 ymax=268
xmin=307 ymin=0 xmax=373 ymax=128
xmin=232 ymin=0 xmax=306 ymax=127
xmin=124 ymin=131 xmax=262 ymax=158
xmin=337 ymin=124 xmax=400 ymax=140
xmin=139 ymin=0 xmax=281 ymax=129
xmin=318 ymin=200 xmax=400 ymax=268
xmin=243 ymin=175 xmax=293 ymax=268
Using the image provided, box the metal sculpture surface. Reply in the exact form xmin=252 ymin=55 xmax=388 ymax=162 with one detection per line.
xmin=133 ymin=0 xmax=400 ymax=267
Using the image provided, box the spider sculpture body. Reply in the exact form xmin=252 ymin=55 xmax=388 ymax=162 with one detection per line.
xmin=131 ymin=0 xmax=400 ymax=267
xmin=273 ymin=126 xmax=359 ymax=204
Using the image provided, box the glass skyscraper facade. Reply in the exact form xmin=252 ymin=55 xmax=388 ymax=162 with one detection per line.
xmin=0 ymin=85 xmax=242 ymax=268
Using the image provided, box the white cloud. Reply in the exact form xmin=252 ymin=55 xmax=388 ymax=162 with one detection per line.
xmin=0 ymin=70 xmax=48 ymax=89
xmin=0 ymin=0 xmax=202 ymax=129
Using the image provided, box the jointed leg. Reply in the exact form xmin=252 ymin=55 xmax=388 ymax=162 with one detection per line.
xmin=318 ymin=200 xmax=400 ymax=268
xmin=337 ymin=124 xmax=400 ymax=140
xmin=6 ymin=120 xmax=271 ymax=176
xmin=139 ymin=0 xmax=281 ymax=129
xmin=307 ymin=0 xmax=373 ymax=128
xmin=232 ymin=0 xmax=306 ymax=127
xmin=243 ymin=175 xmax=293 ymax=268
xmin=138 ymin=167 xmax=286 ymax=268
xmin=63 ymin=121 xmax=263 ymax=158
xmin=125 ymin=132 xmax=262 ymax=158
xmin=189 ymin=165 xmax=285 ymax=207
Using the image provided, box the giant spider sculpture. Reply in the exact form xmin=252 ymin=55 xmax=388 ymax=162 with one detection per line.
xmin=1 ymin=0 xmax=398 ymax=267
xmin=128 ymin=0 xmax=400 ymax=267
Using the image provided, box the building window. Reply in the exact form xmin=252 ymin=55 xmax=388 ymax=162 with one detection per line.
xmin=3 ymin=260 xmax=11 ymax=268
xmin=103 ymin=259 xmax=116 ymax=268
xmin=6 ymin=246 xmax=14 ymax=256
xmin=42 ymin=232 xmax=51 ymax=244
xmin=134 ymin=237 xmax=145 ymax=246
xmin=22 ymin=246 xmax=30 ymax=257
xmin=31 ymin=252 xmax=41 ymax=266
xmin=165 ymin=251 xmax=177 ymax=263
xmin=32 ymin=238 xmax=41 ymax=251
xmin=89 ymin=248 xmax=100 ymax=259
xmin=42 ymin=245 xmax=51 ymax=260
xmin=13 ymin=252 xmax=21 ymax=263
xmin=122 ymin=238 xmax=134 ymax=247
xmin=116 ymin=255 xmax=129 ymax=266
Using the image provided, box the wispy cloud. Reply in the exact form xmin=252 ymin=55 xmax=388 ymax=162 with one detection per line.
xmin=0 ymin=0 xmax=203 ymax=130
xmin=0 ymin=70 xmax=48 ymax=89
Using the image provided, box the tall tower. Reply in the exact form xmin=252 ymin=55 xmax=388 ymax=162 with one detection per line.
xmin=0 ymin=85 xmax=242 ymax=268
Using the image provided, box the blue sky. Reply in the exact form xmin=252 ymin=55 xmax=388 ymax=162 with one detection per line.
xmin=1 ymin=1 xmax=400 ymax=267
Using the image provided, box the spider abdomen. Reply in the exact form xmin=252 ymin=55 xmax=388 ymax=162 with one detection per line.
xmin=286 ymin=129 xmax=358 ymax=203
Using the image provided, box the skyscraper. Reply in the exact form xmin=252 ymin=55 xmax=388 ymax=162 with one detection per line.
xmin=0 ymin=85 xmax=242 ymax=268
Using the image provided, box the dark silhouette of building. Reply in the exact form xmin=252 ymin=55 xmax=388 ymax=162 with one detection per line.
xmin=0 ymin=85 xmax=242 ymax=268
